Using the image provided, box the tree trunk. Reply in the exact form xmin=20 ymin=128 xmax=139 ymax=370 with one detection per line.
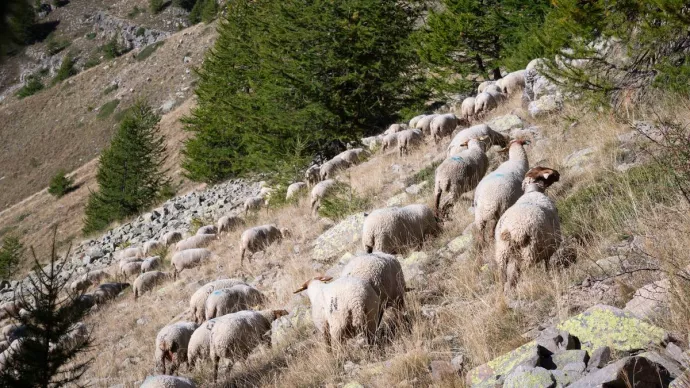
xmin=474 ymin=54 xmax=486 ymax=74
xmin=492 ymin=67 xmax=502 ymax=80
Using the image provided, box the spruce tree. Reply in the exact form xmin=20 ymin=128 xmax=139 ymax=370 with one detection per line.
xmin=0 ymin=236 xmax=23 ymax=279
xmin=83 ymin=101 xmax=169 ymax=234
xmin=182 ymin=0 xmax=427 ymax=182
xmin=0 ymin=0 xmax=36 ymax=57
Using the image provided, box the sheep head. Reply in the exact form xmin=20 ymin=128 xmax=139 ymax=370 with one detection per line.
xmin=523 ymin=166 xmax=560 ymax=191
xmin=499 ymin=138 xmax=530 ymax=153
xmin=293 ymin=276 xmax=333 ymax=294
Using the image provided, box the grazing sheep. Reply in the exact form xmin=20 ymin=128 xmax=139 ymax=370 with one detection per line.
xmin=447 ymin=124 xmax=507 ymax=157
xmin=92 ymin=283 xmax=130 ymax=304
xmin=362 ymin=204 xmax=440 ymax=254
xmin=408 ymin=115 xmax=426 ymax=129
xmin=70 ymin=278 xmax=93 ymax=294
xmin=133 ymin=271 xmax=169 ymax=300
xmin=484 ymin=83 xmax=503 ymax=95
xmin=320 ymin=156 xmax=351 ymax=180
xmin=197 ymin=225 xmax=218 ymax=235
xmin=384 ymin=123 xmax=407 ymax=135
xmin=486 ymin=88 xmax=508 ymax=104
xmin=477 ymin=80 xmax=495 ymax=93
xmin=155 ymin=321 xmax=198 ymax=375
xmin=81 ymin=269 xmax=111 ymax=284
xmin=310 ymin=179 xmax=337 ymax=217
xmin=0 ymin=339 xmax=23 ymax=372
xmin=53 ymin=322 xmax=89 ymax=353
xmin=209 ymin=310 xmax=288 ymax=381
xmin=499 ymin=70 xmax=526 ymax=95
xmin=2 ymin=324 xmax=25 ymax=342
xmin=189 ymin=279 xmax=248 ymax=324
xmin=160 ymin=231 xmax=183 ymax=247
xmin=174 ymin=234 xmax=216 ymax=252
xmin=239 ymin=225 xmax=287 ymax=264
xmin=415 ymin=114 xmax=438 ymax=136
xmin=115 ymin=247 xmax=143 ymax=261
xmin=141 ymin=375 xmax=196 ymax=388
xmin=434 ymin=137 xmax=489 ymax=213
xmin=473 ymin=139 xmax=530 ymax=246
xmin=119 ymin=261 xmax=143 ymax=281
xmin=495 ymin=167 xmax=561 ymax=292
xmin=187 ymin=318 xmax=218 ymax=369
xmin=204 ymin=284 xmax=265 ymax=320
xmin=461 ymin=97 xmax=476 ymax=122
xmin=294 ymin=276 xmax=379 ymax=348
xmin=305 ymin=165 xmax=321 ymax=186
xmin=0 ymin=301 xmax=23 ymax=320
xmin=286 ymin=182 xmax=308 ymax=201
xmin=217 ymin=215 xmax=244 ymax=234
xmin=337 ymin=148 xmax=367 ymax=165
xmin=381 ymin=132 xmax=399 ymax=153
xmin=243 ymin=196 xmax=264 ymax=216
xmin=397 ymin=129 xmax=424 ymax=157
xmin=474 ymin=92 xmax=498 ymax=116
xmin=171 ymin=249 xmax=213 ymax=280
xmin=141 ymin=256 xmax=161 ymax=273
xmin=430 ymin=113 xmax=459 ymax=144
xmin=144 ymin=240 xmax=163 ymax=256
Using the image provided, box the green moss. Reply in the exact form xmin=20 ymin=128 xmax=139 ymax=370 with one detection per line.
xmin=97 ymin=99 xmax=120 ymax=119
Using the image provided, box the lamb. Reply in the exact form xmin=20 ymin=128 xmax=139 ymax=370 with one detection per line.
xmin=133 ymin=271 xmax=170 ymax=300
xmin=196 ymin=225 xmax=218 ymax=235
xmin=141 ymin=256 xmax=161 ymax=273
xmin=430 ymin=113 xmax=459 ymax=144
xmin=174 ymin=234 xmax=216 ymax=252
xmin=447 ymin=124 xmax=507 ymax=157
xmin=415 ymin=114 xmax=438 ymax=136
xmin=217 ymin=215 xmax=244 ymax=234
xmin=154 ymin=321 xmax=198 ymax=375
xmin=209 ymin=309 xmax=288 ymax=381
xmin=474 ymin=92 xmax=498 ymax=116
xmin=81 ymin=269 xmax=111 ymax=284
xmin=115 ymin=247 xmax=142 ymax=261
xmin=171 ymin=248 xmax=213 ymax=280
xmin=187 ymin=318 xmax=217 ymax=369
xmin=286 ymin=182 xmax=308 ymax=201
xmin=92 ymin=283 xmax=130 ymax=304
xmin=140 ymin=375 xmax=196 ymax=388
xmin=320 ymin=156 xmax=351 ymax=180
xmin=495 ymin=167 xmax=561 ymax=292
xmin=239 ymin=225 xmax=288 ymax=264
xmin=461 ymin=97 xmax=475 ymax=122
xmin=434 ymin=137 xmax=489 ymax=213
xmin=337 ymin=148 xmax=367 ymax=165
xmin=408 ymin=115 xmax=426 ymax=129
xmin=144 ymin=240 xmax=163 ymax=256
xmin=473 ymin=139 xmax=530 ymax=246
xmin=243 ymin=196 xmax=264 ymax=216
xmin=305 ymin=165 xmax=321 ymax=186
xmin=477 ymin=80 xmax=495 ymax=93
xmin=397 ymin=129 xmax=423 ymax=157
xmin=498 ymin=70 xmax=526 ymax=95
xmin=160 ymin=231 xmax=183 ymax=247
xmin=204 ymin=284 xmax=265 ymax=320
xmin=189 ymin=278 xmax=247 ymax=324
xmin=70 ymin=278 xmax=93 ymax=294
xmin=384 ymin=123 xmax=407 ymax=135
xmin=119 ymin=261 xmax=143 ymax=281
xmin=310 ymin=179 xmax=337 ymax=217
xmin=362 ymin=204 xmax=440 ymax=254
xmin=294 ymin=276 xmax=379 ymax=348
xmin=381 ymin=132 xmax=399 ymax=153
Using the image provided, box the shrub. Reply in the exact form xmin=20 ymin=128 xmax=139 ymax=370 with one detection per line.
xmin=83 ymin=55 xmax=101 ymax=69
xmin=48 ymin=170 xmax=74 ymax=198
xmin=45 ymin=33 xmax=70 ymax=55
xmin=135 ymin=41 xmax=163 ymax=61
xmin=135 ymin=27 xmax=146 ymax=37
xmin=97 ymin=99 xmax=120 ymax=119
xmin=85 ymin=32 xmax=96 ymax=40
xmin=51 ymin=53 xmax=76 ymax=85
xmin=128 ymin=6 xmax=143 ymax=18
xmin=200 ymin=0 xmax=218 ymax=23
xmin=102 ymin=83 xmax=118 ymax=95
xmin=0 ymin=236 xmax=23 ymax=279
xmin=15 ymin=76 xmax=44 ymax=99
xmin=149 ymin=0 xmax=164 ymax=13
xmin=101 ymin=37 xmax=128 ymax=59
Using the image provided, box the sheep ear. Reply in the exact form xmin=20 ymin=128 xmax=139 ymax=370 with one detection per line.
xmin=541 ymin=169 xmax=560 ymax=186
xmin=315 ymin=275 xmax=333 ymax=283
xmin=293 ymin=280 xmax=310 ymax=294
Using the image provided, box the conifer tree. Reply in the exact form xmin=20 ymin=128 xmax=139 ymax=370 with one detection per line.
xmin=0 ymin=0 xmax=36 ymax=58
xmin=0 ymin=236 xmax=23 ymax=279
xmin=83 ymin=101 xmax=169 ymax=234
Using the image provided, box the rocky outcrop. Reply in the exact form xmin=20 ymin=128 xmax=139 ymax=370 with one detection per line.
xmin=93 ymin=12 xmax=170 ymax=51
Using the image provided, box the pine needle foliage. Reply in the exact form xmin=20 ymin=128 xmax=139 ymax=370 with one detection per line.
xmin=0 ymin=236 xmax=23 ymax=279
xmin=83 ymin=101 xmax=169 ymax=234
xmin=182 ymin=0 xmax=427 ymax=183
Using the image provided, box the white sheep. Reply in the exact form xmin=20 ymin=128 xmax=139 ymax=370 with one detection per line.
xmin=477 ymin=80 xmax=495 ymax=93
xmin=143 ymin=240 xmax=163 ymax=256
xmin=171 ymin=249 xmax=213 ymax=280
xmin=362 ymin=204 xmax=440 ymax=254
xmin=381 ymin=132 xmax=399 ymax=153
xmin=474 ymin=92 xmax=498 ymax=116
xmin=204 ymin=284 xmax=265 ymax=320
xmin=415 ymin=114 xmax=438 ymax=136
xmin=209 ymin=309 xmax=288 ymax=381
xmin=473 ymin=139 xmax=530 ymax=245
xmin=430 ymin=113 xmax=459 ymax=144
xmin=305 ymin=165 xmax=321 ymax=186
xmin=119 ymin=261 xmax=143 ymax=281
xmin=196 ymin=225 xmax=218 ymax=235
xmin=320 ymin=156 xmax=351 ymax=180
xmin=141 ymin=256 xmax=161 ymax=273
xmin=53 ymin=322 xmax=89 ymax=353
xmin=397 ymin=128 xmax=423 ymax=157
xmin=495 ymin=167 xmax=561 ymax=292
xmin=140 ymin=375 xmax=196 ymax=388
xmin=92 ymin=283 xmax=130 ymax=304
xmin=216 ymin=215 xmax=244 ymax=234
xmin=243 ymin=196 xmax=264 ymax=216
xmin=114 ymin=247 xmax=143 ymax=261
xmin=337 ymin=148 xmax=367 ymax=165
xmin=0 ymin=301 xmax=23 ymax=321
xmin=310 ymin=179 xmax=337 ymax=217
xmin=286 ymin=182 xmax=308 ymax=201
xmin=174 ymin=234 xmax=216 ymax=252
xmin=187 ymin=318 xmax=217 ymax=369
xmin=434 ymin=137 xmax=489 ymax=213
xmin=70 ymin=278 xmax=93 ymax=294
xmin=484 ymin=83 xmax=503 ymax=95
xmin=384 ymin=123 xmax=407 ymax=135
xmin=294 ymin=276 xmax=379 ymax=348
xmin=133 ymin=271 xmax=169 ymax=300
xmin=408 ymin=115 xmax=426 ymax=129
xmin=461 ymin=97 xmax=476 ymax=122
xmin=239 ymin=225 xmax=288 ymax=264
xmin=154 ymin=321 xmax=198 ymax=375
xmin=160 ymin=231 xmax=183 ymax=247
xmin=499 ymin=70 xmax=526 ymax=95
xmin=447 ymin=124 xmax=507 ymax=157
xmin=80 ymin=269 xmax=111 ymax=284
xmin=189 ymin=278 xmax=248 ymax=324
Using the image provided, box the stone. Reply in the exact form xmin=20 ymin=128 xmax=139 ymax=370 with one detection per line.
xmin=86 ymin=248 xmax=105 ymax=259
xmin=551 ymin=350 xmax=589 ymax=370
xmin=451 ymin=354 xmax=465 ymax=373
xmin=569 ymin=356 xmax=671 ymax=388
xmin=587 ymin=346 xmax=612 ymax=370
xmin=624 ymin=279 xmax=670 ymax=321
xmin=488 ymin=114 xmax=524 ymax=134
xmin=405 ymin=181 xmax=428 ymax=196
xmin=82 ymin=255 xmax=96 ymax=265
xmin=528 ymin=95 xmax=563 ymax=118
xmin=670 ymin=371 xmax=690 ymax=388
xmin=342 ymin=382 xmax=364 ymax=388
xmin=563 ymin=147 xmax=596 ymax=173
xmin=446 ymin=235 xmax=472 ymax=255
xmin=664 ymin=342 xmax=687 ymax=366
xmin=536 ymin=327 xmax=580 ymax=355
xmin=503 ymin=366 xmax=555 ymax=388
xmin=387 ymin=192 xmax=411 ymax=206
xmin=510 ymin=126 xmax=543 ymax=141
xmin=429 ymin=360 xmax=455 ymax=382
xmin=551 ymin=369 xmax=582 ymax=387
xmin=639 ymin=351 xmax=684 ymax=379
xmin=311 ymin=213 xmax=365 ymax=263
xmin=563 ymin=362 xmax=587 ymax=373
xmin=466 ymin=342 xmax=550 ymax=387
xmin=271 ymin=304 xmax=313 ymax=348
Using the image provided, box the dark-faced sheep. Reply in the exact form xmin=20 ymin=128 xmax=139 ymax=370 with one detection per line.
xmin=154 ymin=321 xmax=198 ymax=375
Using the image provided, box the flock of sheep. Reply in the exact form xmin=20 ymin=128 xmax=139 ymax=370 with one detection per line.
xmin=0 ymin=59 xmax=565 ymax=387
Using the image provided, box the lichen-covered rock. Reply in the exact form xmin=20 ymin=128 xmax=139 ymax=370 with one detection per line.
xmin=271 ymin=303 xmax=313 ymax=348
xmin=503 ymin=366 xmax=555 ymax=388
xmin=386 ymin=192 xmax=411 ymax=207
xmin=466 ymin=342 xmax=545 ymax=387
xmin=551 ymin=350 xmax=589 ymax=369
xmin=624 ymin=279 xmax=670 ymax=321
xmin=311 ymin=213 xmax=365 ymax=263
xmin=528 ymin=95 xmax=563 ymax=118
xmin=488 ymin=114 xmax=524 ymax=134
xmin=563 ymin=147 xmax=596 ymax=173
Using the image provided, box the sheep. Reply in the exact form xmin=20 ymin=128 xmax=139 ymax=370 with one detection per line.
xmin=484 ymin=83 xmax=503 ymax=95
xmin=52 ymin=322 xmax=89 ymax=353
xmin=310 ymin=179 xmax=337 ymax=217
xmin=114 ymin=247 xmax=143 ymax=261
xmin=294 ymin=276 xmax=379 ymax=349
xmin=477 ymin=80 xmax=495 ymax=93
xmin=196 ymin=225 xmax=218 ymax=235
xmin=160 ymin=231 xmax=183 ymax=247
xmin=408 ymin=115 xmax=426 ymax=129
xmin=430 ymin=113 xmax=459 ymax=144
xmin=473 ymin=139 xmax=530 ymax=246
xmin=209 ymin=309 xmax=288 ymax=381
xmin=495 ymin=167 xmax=561 ymax=293
xmin=474 ymin=92 xmax=498 ymax=116
xmin=0 ymin=301 xmax=23 ymax=320
xmin=187 ymin=318 xmax=217 ymax=369
xmin=133 ymin=271 xmax=170 ymax=300
xmin=174 ymin=234 xmax=216 ymax=252
xmin=154 ymin=321 xmax=198 ymax=375
xmin=434 ymin=137 xmax=489 ymax=214
xmin=171 ymin=249 xmax=212 ymax=280
xmin=189 ymin=278 xmax=248 ymax=324
xmin=140 ymin=375 xmax=196 ymax=388
xmin=204 ymin=284 xmax=265 ymax=320
xmin=0 ymin=339 xmax=23 ymax=372
xmin=119 ymin=261 xmax=143 ymax=281
xmin=362 ymin=204 xmax=440 ymax=254
xmin=499 ymin=70 xmax=526 ymax=95
xmin=305 ymin=165 xmax=321 ymax=186
xmin=217 ymin=215 xmax=244 ymax=234
xmin=141 ymin=256 xmax=161 ymax=273
xmin=381 ymin=132 xmax=399 ymax=153
xmin=144 ymin=240 xmax=163 ymax=256
xmin=286 ymin=182 xmax=308 ymax=201
xmin=415 ymin=114 xmax=438 ymax=136
xmin=320 ymin=156 xmax=351 ymax=180
xmin=81 ymin=269 xmax=111 ymax=284
xmin=447 ymin=124 xmax=507 ymax=157
xmin=70 ymin=278 xmax=93 ymax=294
xmin=384 ymin=123 xmax=407 ymax=135
xmin=486 ymin=88 xmax=508 ymax=104
xmin=397 ymin=128 xmax=423 ymax=157
xmin=92 ymin=283 xmax=130 ymax=304
xmin=239 ymin=225 xmax=287 ymax=265
xmin=461 ymin=97 xmax=475 ymax=122
xmin=243 ymin=196 xmax=264 ymax=216
xmin=337 ymin=148 xmax=367 ymax=165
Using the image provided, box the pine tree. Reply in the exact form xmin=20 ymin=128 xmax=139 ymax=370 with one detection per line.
xmin=0 ymin=236 xmax=23 ymax=279
xmin=0 ymin=0 xmax=36 ymax=57
xmin=83 ymin=101 xmax=169 ymax=234
xmin=0 ymin=228 xmax=92 ymax=387
xmin=182 ymin=0 xmax=427 ymax=182
xmin=200 ymin=0 xmax=218 ymax=23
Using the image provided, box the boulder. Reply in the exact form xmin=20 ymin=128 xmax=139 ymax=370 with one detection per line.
xmin=624 ymin=279 xmax=670 ymax=321
xmin=311 ymin=213 xmax=365 ymax=263
xmin=587 ymin=346 xmax=612 ymax=371
xmin=528 ymin=95 xmax=563 ymax=118
xmin=563 ymin=147 xmax=596 ymax=173
xmin=488 ymin=114 xmax=524 ymax=134
xmin=466 ymin=342 xmax=551 ymax=387
xmin=429 ymin=360 xmax=456 ymax=382
xmin=569 ymin=356 xmax=671 ymax=388
xmin=503 ymin=366 xmax=556 ymax=388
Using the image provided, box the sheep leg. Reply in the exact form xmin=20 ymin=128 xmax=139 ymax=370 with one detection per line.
xmin=212 ymin=355 xmax=220 ymax=382
xmin=505 ymin=260 xmax=519 ymax=293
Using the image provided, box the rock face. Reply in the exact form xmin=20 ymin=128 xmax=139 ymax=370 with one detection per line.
xmin=93 ymin=12 xmax=170 ymax=51
xmin=311 ymin=213 xmax=366 ymax=263
xmin=624 ymin=279 xmax=670 ymax=321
